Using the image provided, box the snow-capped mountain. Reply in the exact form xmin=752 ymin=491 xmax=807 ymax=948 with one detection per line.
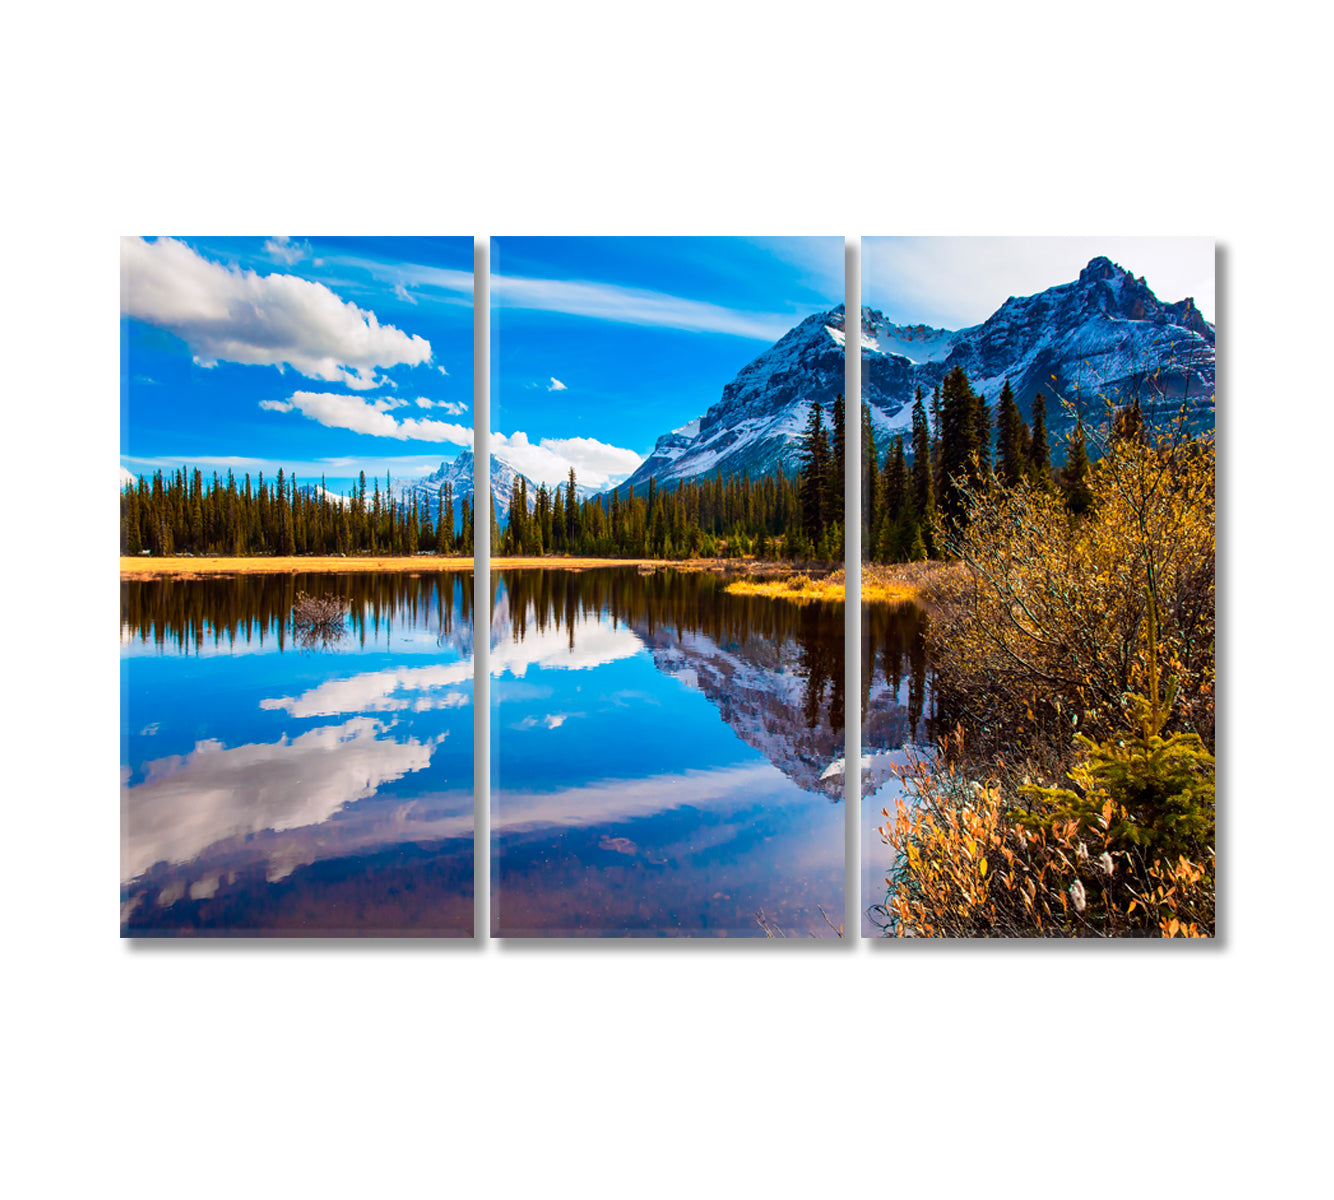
xmin=618 ymin=256 xmax=1214 ymax=491
xmin=616 ymin=308 xmax=850 ymax=493
xmin=390 ymin=450 xmax=534 ymax=524
xmin=861 ymin=255 xmax=1215 ymax=444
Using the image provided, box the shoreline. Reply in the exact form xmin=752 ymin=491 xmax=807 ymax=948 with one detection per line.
xmin=119 ymin=554 xmax=828 ymax=579
xmin=118 ymin=555 xmax=952 ymax=604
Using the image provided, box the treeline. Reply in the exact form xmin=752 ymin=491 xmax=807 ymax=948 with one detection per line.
xmin=863 ymin=368 xmax=1095 ymax=563
xmin=499 ymin=396 xmax=847 ymax=561
xmin=122 ymin=570 xmax=473 ymax=655
xmin=120 ymin=468 xmax=476 ymax=557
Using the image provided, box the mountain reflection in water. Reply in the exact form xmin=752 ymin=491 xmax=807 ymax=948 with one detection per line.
xmin=490 ymin=568 xmax=846 ymax=938
xmin=120 ymin=572 xmax=475 ymax=937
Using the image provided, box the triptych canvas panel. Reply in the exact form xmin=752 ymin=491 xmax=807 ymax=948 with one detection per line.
xmin=120 ymin=235 xmax=1215 ymax=939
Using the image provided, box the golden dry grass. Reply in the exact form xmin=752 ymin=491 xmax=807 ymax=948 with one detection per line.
xmin=724 ymin=575 xmax=846 ymax=603
xmin=121 ymin=554 xmax=755 ymax=579
xmin=120 ymin=555 xmax=477 ymax=579
xmin=724 ymin=561 xmax=964 ymax=605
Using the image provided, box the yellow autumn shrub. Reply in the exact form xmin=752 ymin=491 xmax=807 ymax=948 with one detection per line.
xmin=874 ymin=716 xmax=1215 ymax=939
xmin=929 ymin=412 xmax=1214 ymax=754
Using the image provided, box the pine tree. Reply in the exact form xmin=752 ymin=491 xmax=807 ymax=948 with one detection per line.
xmin=910 ymin=390 xmax=935 ymax=557
xmin=970 ymin=388 xmax=992 ymax=485
xmin=565 ymin=466 xmax=578 ymax=546
xmin=800 ymin=397 xmax=828 ymax=542
xmin=1061 ymin=418 xmax=1094 ymax=515
xmin=938 ymin=367 xmax=979 ymax=535
xmin=862 ymin=401 xmax=879 ymax=553
xmin=996 ymin=378 xmax=1026 ymax=489
xmin=1028 ymin=393 xmax=1052 ymax=488
xmin=883 ymin=434 xmax=909 ymax=526
xmin=829 ymin=392 xmax=845 ymax=530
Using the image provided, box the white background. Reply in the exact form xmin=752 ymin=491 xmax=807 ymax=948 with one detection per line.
xmin=4 ymin=2 xmax=1328 ymax=1196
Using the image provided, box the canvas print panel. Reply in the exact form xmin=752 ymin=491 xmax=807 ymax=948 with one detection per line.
xmin=858 ymin=237 xmax=1216 ymax=938
xmin=120 ymin=236 xmax=476 ymax=936
xmin=489 ymin=236 xmax=847 ymax=937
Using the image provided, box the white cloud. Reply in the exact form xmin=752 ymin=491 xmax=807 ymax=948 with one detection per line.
xmin=262 ymin=391 xmax=474 ymax=445
xmin=121 ymin=236 xmax=432 ymax=389
xmin=548 ymin=377 xmax=567 ymax=391
xmin=490 ymin=610 xmax=642 ymax=677
xmin=120 ymin=717 xmax=435 ymax=882
xmin=264 ymin=235 xmax=310 ymax=265
xmin=261 ymin=662 xmax=473 ymax=719
xmin=393 ymin=281 xmax=417 ymax=305
xmin=492 ymin=762 xmax=787 ymax=834
xmin=416 ymin=398 xmax=468 ymax=415
xmin=436 ymin=365 xmax=450 ymax=376
xmin=491 ymin=431 xmax=642 ymax=490
xmin=863 ymin=236 xmax=1216 ymax=328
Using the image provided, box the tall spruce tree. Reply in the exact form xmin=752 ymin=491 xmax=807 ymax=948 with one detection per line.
xmin=938 ymin=367 xmax=979 ymax=535
xmin=799 ymin=397 xmax=828 ymax=543
xmin=829 ymin=392 xmax=845 ymax=530
xmin=996 ymin=378 xmax=1026 ymax=488
xmin=910 ymin=390 xmax=935 ymax=557
xmin=1061 ymin=418 xmax=1094 ymax=515
xmin=970 ymin=388 xmax=993 ymax=485
xmin=862 ymin=401 xmax=879 ymax=556
xmin=1028 ymin=393 xmax=1052 ymax=488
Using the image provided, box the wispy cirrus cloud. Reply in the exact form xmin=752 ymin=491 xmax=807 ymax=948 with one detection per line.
xmin=361 ymin=256 xmax=795 ymax=340
xmin=490 ymin=273 xmax=795 ymax=339
xmin=260 ymin=391 xmax=473 ymax=445
xmin=121 ymin=237 xmax=432 ymax=389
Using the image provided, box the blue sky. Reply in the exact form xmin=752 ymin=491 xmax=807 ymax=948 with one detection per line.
xmin=121 ymin=235 xmax=844 ymax=495
xmin=490 ymin=237 xmax=842 ymax=488
xmin=121 ymin=236 xmax=474 ymax=495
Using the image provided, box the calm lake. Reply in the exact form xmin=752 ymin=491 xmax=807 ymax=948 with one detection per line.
xmin=120 ymin=572 xmax=475 ymax=936
xmin=860 ymin=601 xmax=938 ymax=936
xmin=490 ymin=568 xmax=846 ymax=937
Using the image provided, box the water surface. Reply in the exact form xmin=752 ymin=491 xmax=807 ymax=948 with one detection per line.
xmin=490 ymin=568 xmax=845 ymax=938
xmin=121 ymin=571 xmax=475 ymax=936
xmin=860 ymin=601 xmax=938 ymax=936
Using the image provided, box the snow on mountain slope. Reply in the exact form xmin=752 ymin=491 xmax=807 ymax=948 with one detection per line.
xmin=390 ymin=450 xmax=536 ymax=524
xmin=861 ymin=256 xmax=1215 ymax=444
xmin=617 ymin=308 xmax=849 ymax=493
xmin=618 ymin=256 xmax=1213 ymax=492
